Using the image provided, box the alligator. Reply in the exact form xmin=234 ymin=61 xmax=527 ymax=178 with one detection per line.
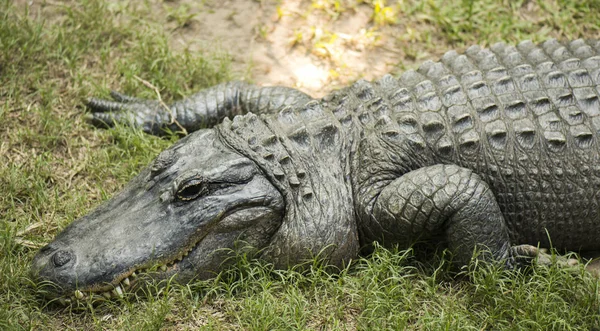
xmin=31 ymin=39 xmax=600 ymax=300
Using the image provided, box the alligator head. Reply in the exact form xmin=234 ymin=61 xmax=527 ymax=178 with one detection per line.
xmin=30 ymin=129 xmax=285 ymax=298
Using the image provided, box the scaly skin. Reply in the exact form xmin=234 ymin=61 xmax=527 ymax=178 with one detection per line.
xmin=32 ymin=39 xmax=600 ymax=299
xmin=85 ymin=81 xmax=313 ymax=134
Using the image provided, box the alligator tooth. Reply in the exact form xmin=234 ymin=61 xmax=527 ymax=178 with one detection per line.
xmin=130 ymin=271 xmax=137 ymax=278
xmin=74 ymin=290 xmax=84 ymax=299
xmin=103 ymin=292 xmax=112 ymax=299
xmin=113 ymin=285 xmax=123 ymax=298
xmin=160 ymin=265 xmax=167 ymax=271
xmin=176 ymin=255 xmax=183 ymax=261
xmin=122 ymin=278 xmax=130 ymax=287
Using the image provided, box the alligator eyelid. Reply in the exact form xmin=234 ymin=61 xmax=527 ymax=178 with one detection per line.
xmin=181 ymin=181 xmax=202 ymax=190
xmin=211 ymin=179 xmax=247 ymax=185
xmin=173 ymin=174 xmax=201 ymax=189
xmin=174 ymin=176 xmax=247 ymax=202
xmin=175 ymin=177 xmax=207 ymax=201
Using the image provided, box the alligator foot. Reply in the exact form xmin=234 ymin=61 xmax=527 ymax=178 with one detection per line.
xmin=536 ymin=247 xmax=579 ymax=268
xmin=511 ymin=244 xmax=579 ymax=269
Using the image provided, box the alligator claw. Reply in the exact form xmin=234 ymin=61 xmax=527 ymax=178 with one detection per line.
xmin=512 ymin=244 xmax=539 ymax=258
xmin=86 ymin=97 xmax=125 ymax=112
xmin=110 ymin=90 xmax=141 ymax=103
xmin=532 ymin=247 xmax=580 ymax=269
xmin=83 ymin=93 xmax=166 ymax=134
xmin=83 ymin=111 xmax=122 ymax=128
xmin=510 ymin=245 xmax=581 ymax=270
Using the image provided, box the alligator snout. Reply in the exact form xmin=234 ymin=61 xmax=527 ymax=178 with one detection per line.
xmin=33 ymin=243 xmax=75 ymax=268
xmin=31 ymin=243 xmax=77 ymax=293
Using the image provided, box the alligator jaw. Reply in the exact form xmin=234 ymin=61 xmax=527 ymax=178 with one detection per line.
xmin=62 ymin=203 xmax=277 ymax=301
xmin=73 ymin=240 xmax=199 ymax=300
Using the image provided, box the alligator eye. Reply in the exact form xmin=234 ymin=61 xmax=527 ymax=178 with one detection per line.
xmin=176 ymin=178 xmax=206 ymax=201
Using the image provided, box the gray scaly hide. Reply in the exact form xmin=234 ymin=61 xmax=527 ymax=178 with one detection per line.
xmin=218 ymin=101 xmax=360 ymax=268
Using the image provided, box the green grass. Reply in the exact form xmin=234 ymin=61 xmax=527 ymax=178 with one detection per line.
xmin=1 ymin=0 xmax=600 ymax=329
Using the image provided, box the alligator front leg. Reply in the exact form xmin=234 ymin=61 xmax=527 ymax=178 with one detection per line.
xmin=85 ymin=81 xmax=313 ymax=135
xmin=361 ymin=164 xmax=538 ymax=268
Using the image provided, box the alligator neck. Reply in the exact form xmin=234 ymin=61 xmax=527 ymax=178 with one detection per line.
xmin=216 ymin=104 xmax=359 ymax=268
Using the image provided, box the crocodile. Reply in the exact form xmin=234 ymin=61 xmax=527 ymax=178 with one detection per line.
xmin=31 ymin=39 xmax=600 ymax=300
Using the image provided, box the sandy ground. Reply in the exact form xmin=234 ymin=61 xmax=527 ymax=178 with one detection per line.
xmin=17 ymin=0 xmax=414 ymax=97
xmin=167 ymin=0 xmax=408 ymax=97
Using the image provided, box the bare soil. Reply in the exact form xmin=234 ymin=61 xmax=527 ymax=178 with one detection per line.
xmin=167 ymin=0 xmax=410 ymax=97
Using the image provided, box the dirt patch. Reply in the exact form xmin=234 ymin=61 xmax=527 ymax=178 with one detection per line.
xmin=168 ymin=0 xmax=408 ymax=97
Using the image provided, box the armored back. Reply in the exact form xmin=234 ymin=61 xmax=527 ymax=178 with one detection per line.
xmin=343 ymin=39 xmax=600 ymax=249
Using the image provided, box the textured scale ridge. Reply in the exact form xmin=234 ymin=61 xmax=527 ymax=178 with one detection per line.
xmin=218 ymin=93 xmax=358 ymax=269
xmin=348 ymin=39 xmax=600 ymax=249
xmin=216 ymin=39 xmax=600 ymax=254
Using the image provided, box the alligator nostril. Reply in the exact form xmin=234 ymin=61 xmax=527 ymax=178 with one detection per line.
xmin=52 ymin=250 xmax=72 ymax=267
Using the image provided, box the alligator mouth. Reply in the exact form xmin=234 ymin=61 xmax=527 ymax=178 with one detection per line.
xmin=57 ymin=205 xmax=261 ymax=303
xmin=58 ymin=234 xmax=205 ymax=304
